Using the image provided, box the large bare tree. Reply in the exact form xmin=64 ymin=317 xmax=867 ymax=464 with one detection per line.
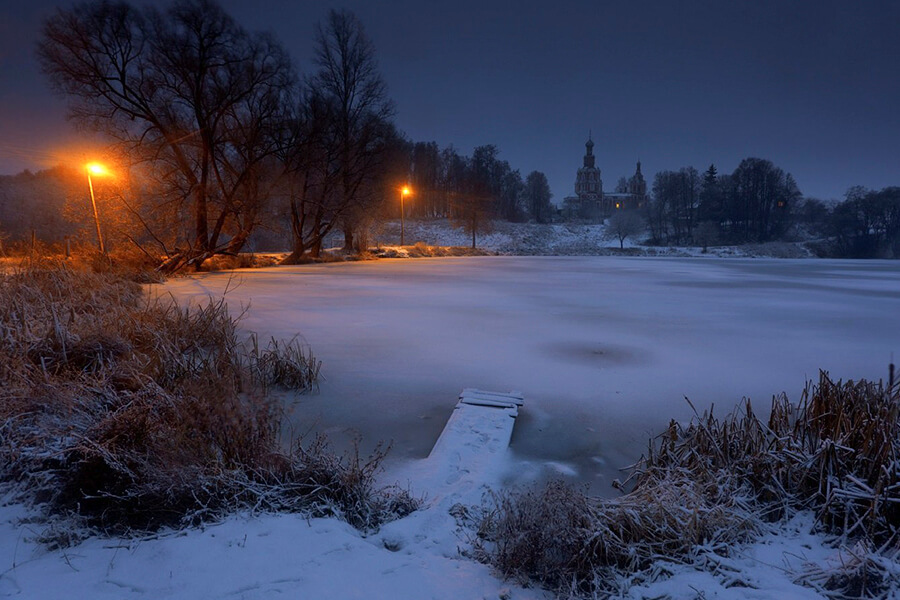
xmin=281 ymin=9 xmax=394 ymax=261
xmin=38 ymin=0 xmax=293 ymax=270
xmin=277 ymin=87 xmax=340 ymax=260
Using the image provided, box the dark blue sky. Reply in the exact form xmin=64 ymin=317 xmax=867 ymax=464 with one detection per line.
xmin=1 ymin=0 xmax=898 ymax=201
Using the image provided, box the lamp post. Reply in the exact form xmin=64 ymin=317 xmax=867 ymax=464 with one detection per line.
xmin=86 ymin=162 xmax=108 ymax=255
xmin=400 ymin=185 xmax=411 ymax=246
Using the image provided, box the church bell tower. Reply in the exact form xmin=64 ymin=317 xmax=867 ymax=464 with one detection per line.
xmin=574 ymin=132 xmax=602 ymax=200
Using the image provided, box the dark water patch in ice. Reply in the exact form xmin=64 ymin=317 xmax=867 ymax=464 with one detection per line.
xmin=541 ymin=341 xmax=651 ymax=367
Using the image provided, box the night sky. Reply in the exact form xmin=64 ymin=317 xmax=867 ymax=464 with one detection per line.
xmin=1 ymin=0 xmax=898 ymax=202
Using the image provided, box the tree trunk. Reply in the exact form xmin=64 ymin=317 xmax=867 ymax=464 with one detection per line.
xmin=226 ymin=230 xmax=251 ymax=255
xmin=281 ymin=237 xmax=307 ymax=264
xmin=195 ymin=155 xmax=210 ymax=253
xmin=309 ymin=205 xmax=325 ymax=258
xmin=354 ymin=226 xmax=369 ymax=255
xmin=343 ymin=226 xmax=354 ymax=252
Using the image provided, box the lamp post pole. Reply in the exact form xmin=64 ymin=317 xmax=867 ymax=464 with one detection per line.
xmin=400 ymin=186 xmax=410 ymax=246
xmin=87 ymin=168 xmax=105 ymax=255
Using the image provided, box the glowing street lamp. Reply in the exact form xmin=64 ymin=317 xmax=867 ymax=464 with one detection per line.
xmin=85 ymin=162 xmax=109 ymax=254
xmin=400 ymin=185 xmax=411 ymax=246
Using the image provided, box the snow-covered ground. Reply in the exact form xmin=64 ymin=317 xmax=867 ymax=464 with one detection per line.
xmin=0 ymin=493 xmax=854 ymax=599
xmin=362 ymin=219 xmax=814 ymax=258
xmin=3 ymin=256 xmax=898 ymax=599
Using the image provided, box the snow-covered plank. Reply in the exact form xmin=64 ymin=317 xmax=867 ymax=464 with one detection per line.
xmin=427 ymin=402 xmax=518 ymax=462
xmin=419 ymin=389 xmax=523 ymax=499
xmin=458 ymin=397 xmax=521 ymax=412
xmin=459 ymin=388 xmax=524 ymax=405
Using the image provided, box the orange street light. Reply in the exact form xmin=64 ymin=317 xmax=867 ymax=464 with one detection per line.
xmin=87 ymin=163 xmax=108 ymax=176
xmin=400 ymin=185 xmax=412 ymax=246
xmin=86 ymin=162 xmax=110 ymax=255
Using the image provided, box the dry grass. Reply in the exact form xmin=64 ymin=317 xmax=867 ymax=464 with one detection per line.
xmin=247 ymin=333 xmax=321 ymax=392
xmin=0 ymin=261 xmax=416 ymax=539
xmin=2 ymin=244 xmax=166 ymax=284
xmin=634 ymin=373 xmax=900 ymax=543
xmin=475 ymin=371 xmax=900 ymax=597
xmin=374 ymin=243 xmax=493 ymax=258
xmin=199 ymin=253 xmax=285 ymax=271
xmin=796 ymin=541 xmax=900 ymax=599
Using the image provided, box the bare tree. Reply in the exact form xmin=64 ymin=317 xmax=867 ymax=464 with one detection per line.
xmin=605 ymin=210 xmax=645 ymax=249
xmin=38 ymin=0 xmax=294 ymax=270
xmin=408 ymin=141 xmax=442 ymax=218
xmin=726 ymin=158 xmax=800 ymax=242
xmin=314 ymin=8 xmax=394 ymax=254
xmin=450 ymin=193 xmax=493 ymax=249
xmin=693 ymin=221 xmax=719 ymax=253
xmin=523 ymin=171 xmax=553 ymax=223
xmin=647 ymin=167 xmax=700 ymax=244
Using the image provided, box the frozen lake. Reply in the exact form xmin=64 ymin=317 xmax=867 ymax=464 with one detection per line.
xmin=164 ymin=257 xmax=900 ymax=495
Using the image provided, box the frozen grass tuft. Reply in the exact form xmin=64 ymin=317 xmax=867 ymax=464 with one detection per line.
xmin=475 ymin=371 xmax=900 ymax=597
xmin=797 ymin=542 xmax=900 ymax=600
xmin=247 ymin=333 xmax=321 ymax=392
xmin=0 ymin=262 xmax=416 ymax=539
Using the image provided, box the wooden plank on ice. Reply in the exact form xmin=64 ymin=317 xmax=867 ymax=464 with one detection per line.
xmin=384 ymin=389 xmax=525 ymax=506
xmin=459 ymin=388 xmax=524 ymax=406
xmin=459 ymin=397 xmax=521 ymax=412
xmin=427 ymin=390 xmax=523 ymax=464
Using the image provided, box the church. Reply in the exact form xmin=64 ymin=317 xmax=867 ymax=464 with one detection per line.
xmin=561 ymin=134 xmax=648 ymax=221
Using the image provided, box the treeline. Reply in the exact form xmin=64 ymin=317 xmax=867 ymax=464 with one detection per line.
xmin=403 ymin=142 xmax=553 ymax=224
xmin=645 ymin=158 xmax=899 ymax=258
xmin=646 ymin=158 xmax=799 ymax=245
xmin=0 ymin=168 xmax=80 ymax=249
xmin=817 ymin=186 xmax=900 ymax=258
xmin=22 ymin=0 xmax=551 ymax=268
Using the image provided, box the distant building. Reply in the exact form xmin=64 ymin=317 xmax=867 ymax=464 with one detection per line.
xmin=561 ymin=134 xmax=647 ymax=221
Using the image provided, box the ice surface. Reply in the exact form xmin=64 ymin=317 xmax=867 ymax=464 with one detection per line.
xmin=162 ymin=257 xmax=900 ymax=495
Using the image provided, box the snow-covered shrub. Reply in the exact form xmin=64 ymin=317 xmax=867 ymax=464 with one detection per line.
xmin=264 ymin=436 xmax=419 ymax=531
xmin=474 ymin=475 xmax=759 ymax=595
xmin=0 ymin=263 xmax=415 ymax=538
xmin=473 ymin=481 xmax=594 ymax=590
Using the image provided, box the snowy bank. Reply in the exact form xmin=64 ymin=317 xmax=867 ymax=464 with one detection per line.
xmin=359 ymin=219 xmax=815 ymax=259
